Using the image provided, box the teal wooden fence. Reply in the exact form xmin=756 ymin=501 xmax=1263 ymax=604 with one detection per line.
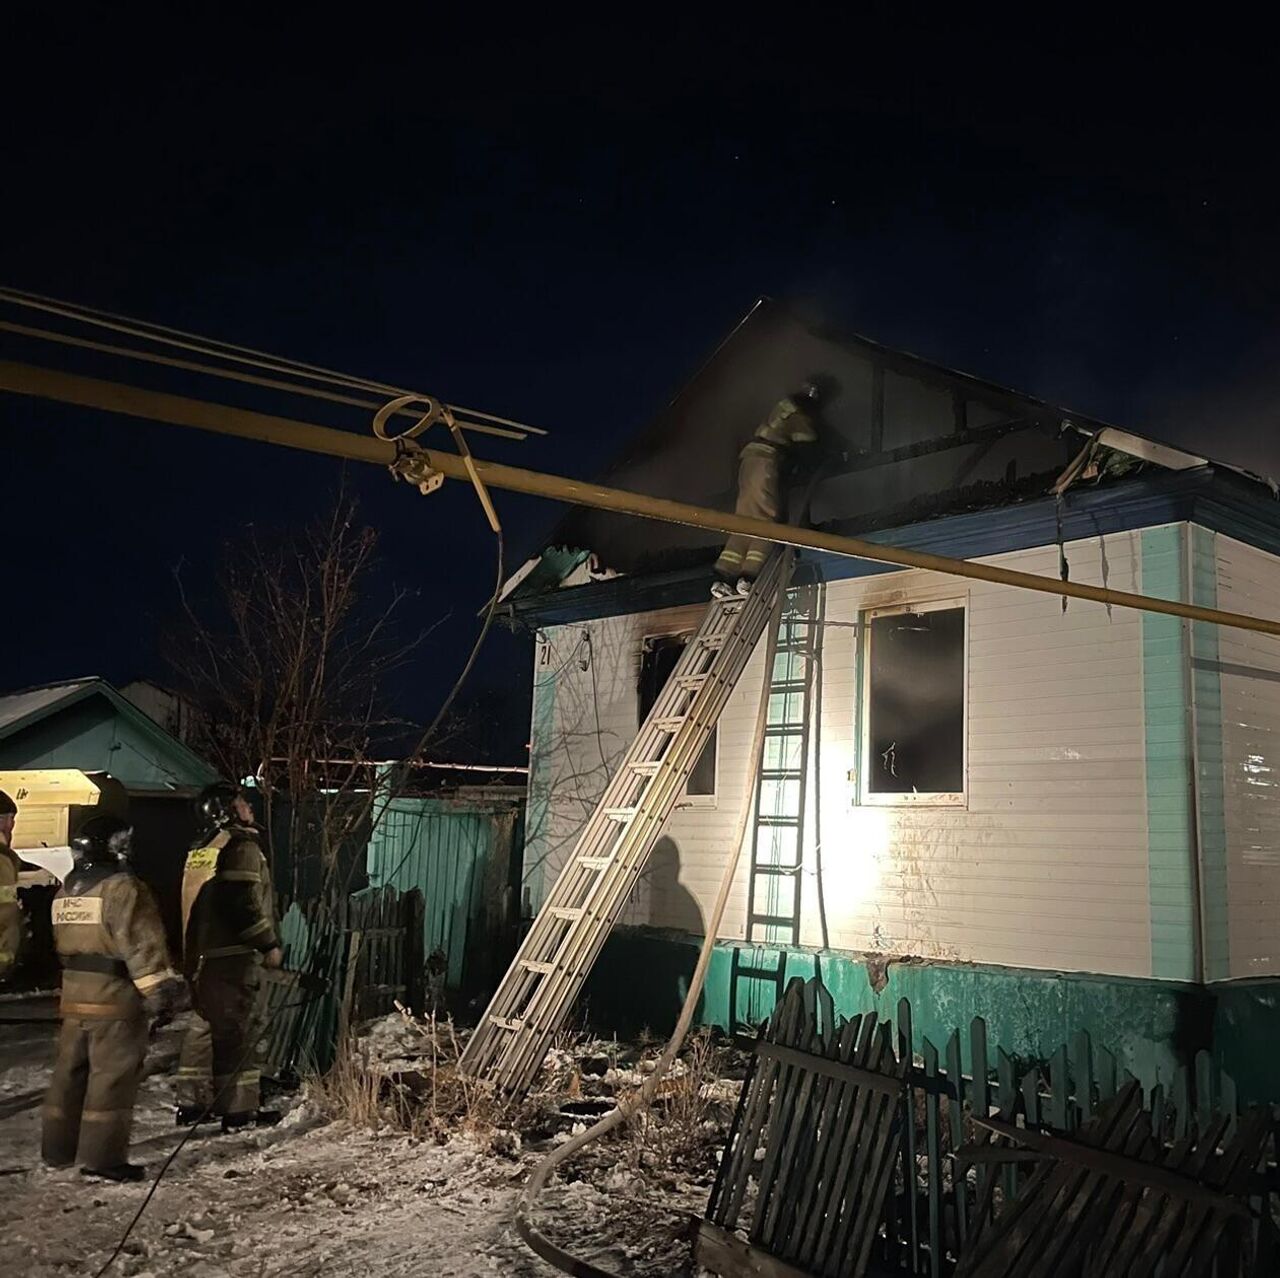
xmin=709 ymin=977 xmax=1280 ymax=1277
xmin=366 ymin=795 xmax=522 ymax=991
xmin=262 ymin=885 xmax=424 ymax=1077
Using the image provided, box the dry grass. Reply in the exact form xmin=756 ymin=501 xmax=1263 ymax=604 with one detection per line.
xmin=619 ymin=1029 xmax=731 ymax=1175
xmin=309 ymin=1005 xmax=514 ymax=1144
xmin=310 ymin=1008 xmax=737 ymax=1179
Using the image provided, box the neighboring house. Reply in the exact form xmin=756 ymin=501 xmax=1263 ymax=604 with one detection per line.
xmin=502 ymin=299 xmax=1280 ymax=1102
xmin=121 ymin=678 xmax=204 ymax=747
xmin=0 ymin=677 xmax=220 ymax=948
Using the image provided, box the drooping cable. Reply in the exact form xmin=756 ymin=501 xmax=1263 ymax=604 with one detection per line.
xmin=90 ymin=988 xmax=325 ymax=1278
xmin=0 ymin=286 xmax=547 ymax=437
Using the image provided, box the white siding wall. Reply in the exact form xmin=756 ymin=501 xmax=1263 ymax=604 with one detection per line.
xmin=1212 ymin=533 xmax=1280 ymax=978
xmin=524 ymin=530 xmax=1155 ymax=978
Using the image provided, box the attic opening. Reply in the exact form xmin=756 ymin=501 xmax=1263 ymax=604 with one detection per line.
xmin=863 ymin=601 xmax=966 ymax=804
xmin=638 ymin=635 xmax=717 ymax=798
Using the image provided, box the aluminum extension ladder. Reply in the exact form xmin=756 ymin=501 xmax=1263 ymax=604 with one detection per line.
xmin=746 ymin=579 xmax=821 ymax=946
xmin=730 ymin=578 xmax=822 ymax=1029
xmin=460 ymin=550 xmax=794 ymax=1094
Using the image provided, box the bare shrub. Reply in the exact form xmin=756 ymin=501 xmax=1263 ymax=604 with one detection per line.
xmin=621 ymin=1029 xmax=731 ymax=1174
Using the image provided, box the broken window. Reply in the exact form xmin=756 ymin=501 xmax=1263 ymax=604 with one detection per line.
xmin=639 ymin=635 xmax=717 ymax=798
xmin=863 ymin=601 xmax=965 ymax=803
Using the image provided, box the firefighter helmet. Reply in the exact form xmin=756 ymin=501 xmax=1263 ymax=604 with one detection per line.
xmin=194 ymin=781 xmax=244 ymax=836
xmin=71 ymin=815 xmax=133 ymax=864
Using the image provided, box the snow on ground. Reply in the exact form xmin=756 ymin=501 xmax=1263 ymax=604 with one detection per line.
xmin=0 ymin=1013 xmax=738 ymax=1277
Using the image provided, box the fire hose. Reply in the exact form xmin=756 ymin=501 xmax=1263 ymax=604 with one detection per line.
xmin=515 ymin=557 xmax=791 ymax=1276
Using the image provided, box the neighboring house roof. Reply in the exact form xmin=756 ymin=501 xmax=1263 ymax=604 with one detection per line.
xmin=0 ymin=677 xmax=218 ymax=793
xmin=505 ymin=298 xmax=1279 ymax=618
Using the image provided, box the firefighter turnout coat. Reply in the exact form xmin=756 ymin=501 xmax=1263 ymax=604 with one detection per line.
xmin=714 ymin=395 xmax=819 ymax=581
xmin=177 ymin=824 xmax=280 ymax=1116
xmin=0 ymin=833 xmax=20 ymax=980
xmin=42 ymin=862 xmax=179 ymax=1170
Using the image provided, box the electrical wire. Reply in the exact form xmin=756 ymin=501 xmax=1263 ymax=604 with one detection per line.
xmin=91 ymin=989 xmax=324 ymax=1278
xmin=335 ymin=526 xmax=506 ymax=899
xmin=0 ymin=318 xmax=529 ymax=441
xmin=0 ymin=287 xmax=547 ymax=437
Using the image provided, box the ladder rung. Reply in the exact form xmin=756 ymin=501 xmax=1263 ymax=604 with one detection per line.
xmin=760 ymin=768 xmax=802 ymax=780
xmin=578 ymin=855 xmax=612 ymax=870
xmin=749 ymin=914 xmax=798 ymax=929
xmin=754 ymin=864 xmax=801 ymax=877
xmin=735 ymin=966 xmax=785 ymax=980
xmin=603 ymin=807 xmax=637 ymax=821
xmin=549 ymin=907 xmax=583 ymax=921
xmin=630 ymin=761 xmax=662 ymax=776
xmin=676 ymin=674 xmax=709 ymax=690
xmin=520 ymin=960 xmax=555 ymax=975
xmin=491 ymin=1016 xmax=524 ymax=1031
xmin=652 ymin=717 xmax=686 ymax=733
xmin=757 ymin=815 xmax=801 ymax=827
xmin=699 ymin=634 xmax=726 ymax=651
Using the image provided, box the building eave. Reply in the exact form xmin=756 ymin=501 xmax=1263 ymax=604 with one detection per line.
xmin=502 ymin=467 xmax=1280 ymax=628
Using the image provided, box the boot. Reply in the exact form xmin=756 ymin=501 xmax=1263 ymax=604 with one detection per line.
xmin=734 ymin=577 xmax=753 ymax=597
xmin=81 ymin=1163 xmax=146 ymax=1183
xmin=221 ymin=1108 xmax=282 ymax=1133
xmin=175 ymin=1104 xmax=205 ymax=1127
xmin=710 ymin=580 xmax=735 ymax=601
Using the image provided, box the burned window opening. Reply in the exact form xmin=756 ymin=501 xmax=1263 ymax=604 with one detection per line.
xmin=865 ymin=603 xmax=965 ymax=800
xmin=639 ymin=635 xmax=717 ymax=797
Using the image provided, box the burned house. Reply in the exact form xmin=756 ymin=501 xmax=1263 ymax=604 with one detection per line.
xmin=499 ymin=300 xmax=1280 ymax=1103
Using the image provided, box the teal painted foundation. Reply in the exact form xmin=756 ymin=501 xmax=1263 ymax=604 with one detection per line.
xmin=582 ymin=928 xmax=1280 ymax=1105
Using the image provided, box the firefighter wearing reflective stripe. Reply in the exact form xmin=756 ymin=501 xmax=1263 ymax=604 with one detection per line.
xmin=0 ymin=789 xmax=21 ymax=981
xmin=176 ymin=782 xmax=282 ymax=1131
xmin=42 ymin=815 xmax=184 ymax=1180
xmin=712 ymin=382 xmax=823 ymax=596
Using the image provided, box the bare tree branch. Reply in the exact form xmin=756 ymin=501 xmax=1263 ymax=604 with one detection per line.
xmin=164 ymin=489 xmax=431 ymax=901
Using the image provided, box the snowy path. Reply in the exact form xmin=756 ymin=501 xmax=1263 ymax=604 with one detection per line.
xmin=0 ymin=1046 xmax=709 ymax=1276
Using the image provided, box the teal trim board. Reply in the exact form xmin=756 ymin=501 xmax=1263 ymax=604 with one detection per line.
xmin=1189 ymin=526 xmax=1229 ymax=981
xmin=1140 ymin=526 xmax=1198 ymax=982
xmin=580 ymin=927 xmax=1280 ymax=1105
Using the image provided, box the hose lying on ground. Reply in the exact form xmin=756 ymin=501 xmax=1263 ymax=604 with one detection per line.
xmin=515 ymin=559 xmax=791 ymax=1277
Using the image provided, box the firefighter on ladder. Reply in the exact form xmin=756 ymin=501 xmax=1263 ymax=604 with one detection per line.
xmin=175 ymin=781 xmax=283 ymax=1130
xmin=712 ymin=379 xmax=826 ymax=599
xmin=42 ymin=815 xmax=185 ymax=1180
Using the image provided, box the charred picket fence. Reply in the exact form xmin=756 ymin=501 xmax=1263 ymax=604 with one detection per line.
xmin=261 ymin=885 xmax=425 ymax=1077
xmin=702 ymin=977 xmax=1279 ymax=1278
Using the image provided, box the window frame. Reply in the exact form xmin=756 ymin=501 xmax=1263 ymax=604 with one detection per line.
xmin=859 ymin=597 xmax=968 ymax=808
xmin=639 ymin=627 xmax=719 ymax=807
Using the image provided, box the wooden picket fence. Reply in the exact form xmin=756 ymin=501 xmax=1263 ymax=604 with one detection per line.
xmin=702 ymin=977 xmax=1280 ymax=1278
xmin=261 ymin=885 xmax=425 ymax=1078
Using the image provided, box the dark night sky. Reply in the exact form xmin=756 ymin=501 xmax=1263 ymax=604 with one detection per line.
xmin=3 ymin=13 xmax=1278 ymax=759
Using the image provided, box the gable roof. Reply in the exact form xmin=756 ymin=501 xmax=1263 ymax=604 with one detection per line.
xmin=517 ymin=298 xmax=1277 ymax=592
xmin=0 ymin=677 xmax=218 ymax=792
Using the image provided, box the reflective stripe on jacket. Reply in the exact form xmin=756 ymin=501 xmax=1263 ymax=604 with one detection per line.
xmin=182 ymin=825 xmax=279 ymax=971
xmin=53 ymin=865 xmax=178 ymax=1018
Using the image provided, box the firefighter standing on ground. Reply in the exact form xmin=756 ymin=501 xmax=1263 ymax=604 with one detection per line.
xmin=176 ymin=781 xmax=282 ymax=1129
xmin=0 ymin=789 xmax=21 ymax=981
xmin=712 ymin=380 xmax=825 ymax=598
xmin=42 ymin=815 xmax=184 ymax=1180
